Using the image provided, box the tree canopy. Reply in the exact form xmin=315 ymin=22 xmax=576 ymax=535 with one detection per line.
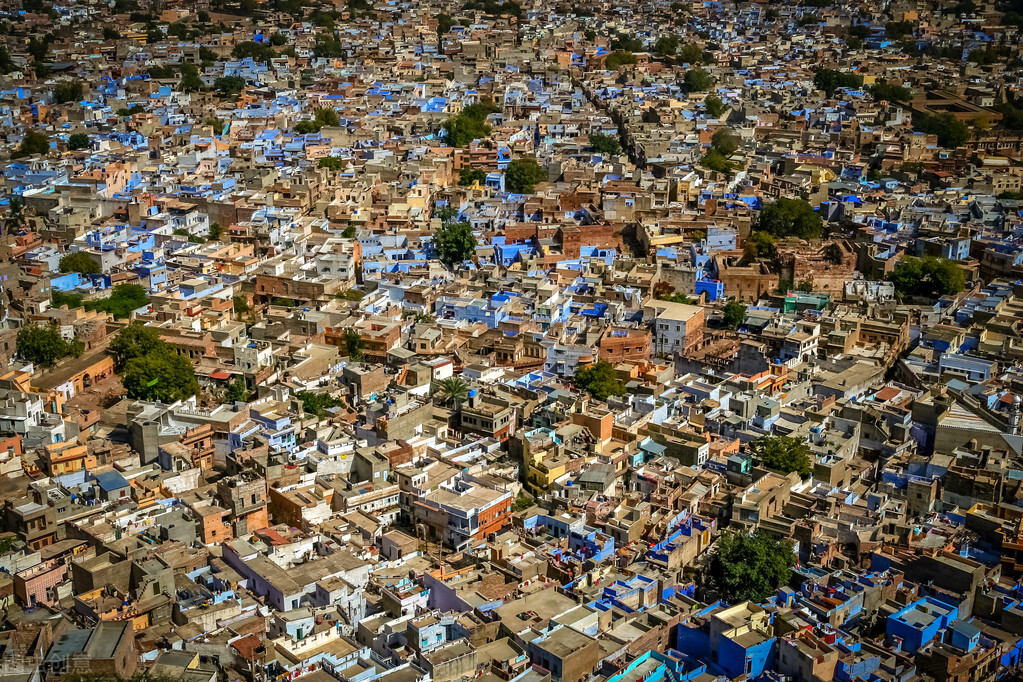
xmin=231 ymin=40 xmax=277 ymax=62
xmin=758 ymin=197 xmax=823 ymax=240
xmin=225 ymin=376 xmax=250 ymax=403
xmin=343 ymin=329 xmax=365 ymax=362
xmin=812 ymin=69 xmax=862 ymax=97
xmin=589 ymin=132 xmax=622 ymax=156
xmin=914 ymin=112 xmax=970 ymax=148
xmin=722 ymin=300 xmax=747 ymax=330
xmin=704 ymin=94 xmax=726 ymax=118
xmin=109 ymin=323 xmax=166 ymax=373
xmin=53 ymin=79 xmax=84 ymax=104
xmin=504 ymin=158 xmax=546 ymax=194
xmin=869 ymin=80 xmax=911 ymax=103
xmin=83 ymin=284 xmax=150 ymax=319
xmin=434 ymin=220 xmax=477 ymax=266
xmin=711 ymin=529 xmax=794 ymax=603
xmin=59 ymin=251 xmax=100 ymax=275
xmin=574 ymin=360 xmax=627 ymax=401
xmin=443 ymin=99 xmax=500 ymax=147
xmin=604 ymin=50 xmax=637 ymax=69
xmin=123 ymin=352 xmax=200 ymax=403
xmin=296 ymin=390 xmax=343 ymax=418
xmin=214 ymin=75 xmax=245 ymax=95
xmin=749 ymin=435 xmax=813 ymax=478
xmin=458 ymin=167 xmax=486 ymax=186
xmin=683 ymin=67 xmax=715 ymax=92
xmin=67 ymin=133 xmax=90 ymax=150
xmin=15 ymin=130 xmax=49 ymax=158
xmin=433 ymin=377 xmax=469 ymax=406
xmin=887 ymin=256 xmax=966 ymax=299
xmin=16 ymin=324 xmax=84 ymax=368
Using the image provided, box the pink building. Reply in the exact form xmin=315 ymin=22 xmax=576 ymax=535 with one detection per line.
xmin=14 ymin=560 xmax=67 ymax=607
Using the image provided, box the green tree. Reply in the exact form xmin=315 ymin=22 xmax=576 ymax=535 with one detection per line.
xmin=722 ymin=300 xmax=747 ymax=329
xmin=233 ymin=295 xmax=249 ymax=315
xmin=16 ymin=324 xmax=84 ymax=368
xmin=589 ymin=132 xmax=622 ymax=156
xmin=658 ymin=292 xmax=693 ymax=304
xmin=296 ymin=390 xmax=343 ymax=418
xmin=15 ymin=130 xmax=50 ymax=157
xmin=180 ymin=63 xmax=203 ymax=92
xmin=574 ymin=360 xmax=627 ymax=401
xmin=604 ymin=50 xmax=637 ymax=69
xmin=0 ymin=47 xmax=16 ymax=73
xmin=459 ymin=167 xmax=487 ymax=186
xmin=108 ymin=323 xmax=166 ymax=372
xmin=512 ymin=491 xmax=533 ymax=511
xmin=914 ymin=112 xmax=970 ymax=148
xmin=314 ymin=107 xmax=339 ymax=127
xmin=434 ymin=221 xmax=477 ymax=266
xmin=59 ymin=251 xmax=100 ymax=275
xmin=67 ymin=133 xmax=90 ymax=150
xmin=869 ymin=80 xmax=911 ymax=102
xmin=28 ymin=35 xmax=50 ymax=61
xmin=812 ymin=68 xmax=863 ymax=97
xmin=885 ymin=20 xmax=914 ymax=39
xmin=313 ymin=35 xmax=344 ymax=58
xmin=711 ymin=128 xmax=739 ymax=156
xmin=677 ymin=42 xmax=704 ymax=64
xmin=123 ymin=352 xmax=199 ymax=403
xmin=51 ymin=290 xmax=84 ymax=309
xmin=504 ymin=158 xmax=545 ymax=193
xmin=743 ymin=231 xmax=777 ymax=262
xmin=231 ymin=41 xmax=276 ymax=62
xmin=167 ymin=21 xmax=190 ymax=39
xmin=318 ymin=156 xmax=345 ymax=171
xmin=343 ymin=329 xmax=365 ymax=362
xmin=341 ymin=225 xmax=357 ymax=238
xmin=711 ymin=529 xmax=794 ymax=603
xmin=758 ymin=197 xmax=822 ymax=240
xmin=653 ymin=34 xmax=679 ymax=56
xmin=701 ymin=149 xmax=735 ymax=174
xmin=436 ymin=12 xmax=454 ymax=34
xmin=214 ymin=75 xmax=245 ymax=95
xmin=887 ymin=256 xmax=965 ymax=298
xmin=610 ymin=33 xmax=643 ymax=51
xmin=705 ymin=94 xmax=726 ymax=117
xmin=225 ymin=376 xmax=249 ymax=402
xmin=749 ymin=435 xmax=813 ymax=478
xmin=148 ymin=64 xmax=176 ymax=78
xmin=84 ymin=284 xmax=150 ymax=319
xmin=433 ymin=376 xmax=469 ymax=406
xmin=443 ymin=99 xmax=499 ymax=147
xmin=796 ymin=280 xmax=814 ymax=293
xmin=209 ymin=222 xmax=223 ymax=240
xmin=683 ymin=68 xmax=714 ymax=92
xmin=269 ymin=31 xmax=288 ymax=45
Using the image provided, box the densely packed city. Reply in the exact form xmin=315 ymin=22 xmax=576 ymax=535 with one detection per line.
xmin=2 ymin=0 xmax=1023 ymax=680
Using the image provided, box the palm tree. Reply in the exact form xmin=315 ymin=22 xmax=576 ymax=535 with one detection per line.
xmin=433 ymin=377 xmax=469 ymax=407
